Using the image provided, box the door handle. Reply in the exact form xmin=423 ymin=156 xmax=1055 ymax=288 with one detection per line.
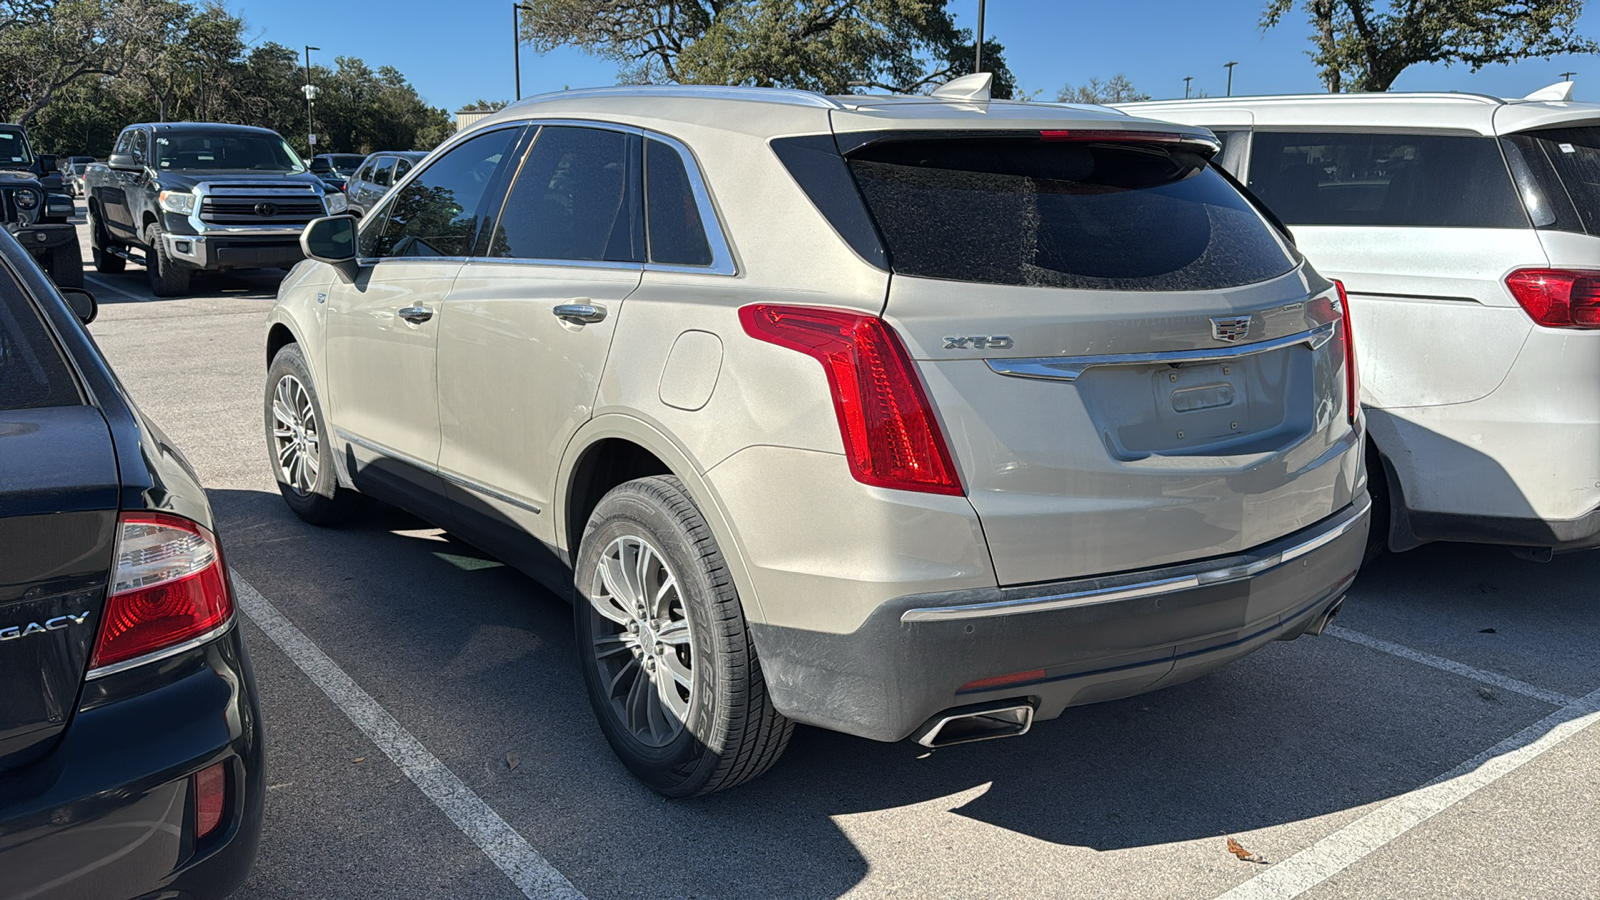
xmin=397 ymin=305 xmax=434 ymax=324
xmin=553 ymin=303 xmax=607 ymax=325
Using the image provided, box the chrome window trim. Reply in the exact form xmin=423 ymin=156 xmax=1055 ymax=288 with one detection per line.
xmin=461 ymin=257 xmax=641 ymax=273
xmin=900 ymin=492 xmax=1370 ymax=623
xmin=987 ymin=321 xmax=1335 ymax=383
xmin=642 ymin=130 xmax=737 ymax=276
xmin=84 ymin=619 xmax=236 ymax=680
xmin=335 ymin=429 xmax=541 ymax=514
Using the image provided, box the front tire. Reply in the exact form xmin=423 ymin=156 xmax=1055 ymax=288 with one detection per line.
xmin=575 ymin=476 xmax=792 ymax=797
xmin=89 ymin=206 xmax=125 ymax=274
xmin=43 ymin=239 xmax=84 ymax=288
xmin=145 ymin=221 xmax=191 ymax=297
xmin=266 ymin=343 xmax=357 ymax=525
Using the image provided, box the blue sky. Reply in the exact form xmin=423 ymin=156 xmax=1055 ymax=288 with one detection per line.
xmin=243 ymin=1 xmax=1597 ymax=111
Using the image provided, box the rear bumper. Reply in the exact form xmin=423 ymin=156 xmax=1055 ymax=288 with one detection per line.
xmin=0 ymin=624 xmax=265 ymax=900
xmin=751 ymin=492 xmax=1369 ymax=742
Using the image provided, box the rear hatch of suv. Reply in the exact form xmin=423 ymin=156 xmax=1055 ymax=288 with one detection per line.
xmin=1501 ymin=120 xmax=1600 ymax=262
xmin=817 ymin=119 xmax=1361 ymax=585
xmin=1 ymin=273 xmax=116 ymax=773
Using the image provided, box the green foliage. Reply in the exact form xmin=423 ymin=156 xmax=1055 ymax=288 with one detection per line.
xmin=1261 ymin=0 xmax=1599 ymax=92
xmin=521 ymin=0 xmax=1015 ymax=98
xmin=1055 ymin=75 xmax=1152 ymax=105
xmin=4 ymin=0 xmax=452 ymax=156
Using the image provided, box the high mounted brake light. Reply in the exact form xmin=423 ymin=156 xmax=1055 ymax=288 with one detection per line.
xmin=1505 ymin=269 xmax=1600 ymax=329
xmin=89 ymin=512 xmax=234 ymax=674
xmin=739 ymin=305 xmax=963 ymax=496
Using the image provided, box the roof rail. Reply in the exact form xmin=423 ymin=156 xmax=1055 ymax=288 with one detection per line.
xmin=1124 ymin=91 xmax=1507 ymax=107
xmin=509 ymin=84 xmax=844 ymax=111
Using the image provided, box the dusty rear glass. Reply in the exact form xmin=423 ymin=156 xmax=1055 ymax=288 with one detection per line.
xmin=0 ymin=274 xmax=80 ymax=410
xmin=1504 ymin=126 xmax=1600 ymax=236
xmin=1248 ymin=131 xmax=1526 ymax=229
xmin=845 ymin=136 xmax=1297 ymax=291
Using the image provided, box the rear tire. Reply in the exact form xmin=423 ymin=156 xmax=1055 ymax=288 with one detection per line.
xmin=266 ymin=343 xmax=358 ymax=525
xmin=43 ymin=239 xmax=84 ymax=288
xmin=575 ymin=476 xmax=792 ymax=797
xmin=1363 ymin=442 xmax=1389 ymax=564
xmin=89 ymin=206 xmax=125 ymax=274
xmin=145 ymin=221 xmax=191 ymax=297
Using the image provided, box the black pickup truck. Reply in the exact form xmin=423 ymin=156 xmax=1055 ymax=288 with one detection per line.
xmin=1 ymin=123 xmax=81 ymax=288
xmin=84 ymin=122 xmax=348 ymax=297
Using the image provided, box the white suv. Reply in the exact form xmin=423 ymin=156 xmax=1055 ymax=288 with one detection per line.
xmin=1124 ymin=86 xmax=1600 ymax=560
xmin=267 ymin=80 xmax=1366 ymax=795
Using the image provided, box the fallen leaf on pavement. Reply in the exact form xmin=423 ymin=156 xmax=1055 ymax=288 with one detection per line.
xmin=1227 ymin=836 xmax=1269 ymax=864
xmin=506 ymin=752 xmax=521 ymax=771
xmin=1477 ymin=686 xmax=1498 ymax=702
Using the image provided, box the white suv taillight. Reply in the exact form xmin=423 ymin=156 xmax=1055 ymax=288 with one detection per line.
xmin=739 ymin=304 xmax=964 ymax=495
xmin=1505 ymin=269 xmax=1600 ymax=329
xmin=89 ymin=512 xmax=234 ymax=674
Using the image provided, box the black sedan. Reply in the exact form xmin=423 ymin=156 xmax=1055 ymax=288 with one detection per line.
xmin=0 ymin=229 xmax=263 ymax=897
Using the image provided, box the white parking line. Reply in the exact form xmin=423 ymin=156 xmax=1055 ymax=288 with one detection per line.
xmin=1328 ymin=625 xmax=1576 ymax=706
xmin=230 ymin=572 xmax=586 ymax=900
xmin=1213 ymin=682 xmax=1600 ymax=900
xmin=85 ymin=274 xmax=150 ymax=303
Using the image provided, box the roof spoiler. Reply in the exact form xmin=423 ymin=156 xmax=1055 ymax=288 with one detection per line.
xmin=1523 ymin=81 xmax=1575 ymax=102
xmin=931 ymin=73 xmax=994 ymax=102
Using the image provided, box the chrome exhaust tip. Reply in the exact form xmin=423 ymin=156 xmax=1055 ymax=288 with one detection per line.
xmin=1301 ymin=595 xmax=1346 ymax=637
xmin=914 ymin=702 xmax=1035 ymax=749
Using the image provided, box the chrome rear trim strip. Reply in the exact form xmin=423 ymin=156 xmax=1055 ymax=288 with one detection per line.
xmin=987 ymin=321 xmax=1336 ymax=383
xmin=85 ymin=620 xmax=236 ymax=680
xmin=901 ymin=492 xmax=1370 ymax=623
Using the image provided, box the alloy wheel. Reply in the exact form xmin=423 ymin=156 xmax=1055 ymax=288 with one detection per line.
xmin=271 ymin=375 xmax=320 ymax=495
xmin=587 ymin=534 xmax=695 ymax=747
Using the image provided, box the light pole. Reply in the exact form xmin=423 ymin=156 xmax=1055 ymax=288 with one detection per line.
xmin=1184 ymin=76 xmax=1193 ymax=99
xmin=1224 ymin=61 xmax=1238 ymax=97
xmin=513 ymin=3 xmax=534 ymax=100
xmin=974 ymin=0 xmax=985 ymax=74
xmin=303 ymin=46 xmax=320 ymax=154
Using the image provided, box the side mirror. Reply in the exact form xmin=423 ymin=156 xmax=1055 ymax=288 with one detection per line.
xmin=309 ymin=158 xmax=331 ymax=174
xmin=59 ymin=287 xmax=97 ymax=325
xmin=301 ymin=215 xmax=360 ymax=282
xmin=108 ymin=152 xmax=139 ymax=171
xmin=37 ymin=154 xmax=57 ymax=174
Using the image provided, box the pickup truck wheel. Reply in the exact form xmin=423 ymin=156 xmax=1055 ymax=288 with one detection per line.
xmin=145 ymin=222 xmax=191 ymax=297
xmin=88 ymin=207 xmax=125 ymax=274
xmin=575 ymin=476 xmax=793 ymax=797
xmin=43 ymin=240 xmax=84 ymax=288
xmin=265 ymin=343 xmax=358 ymax=525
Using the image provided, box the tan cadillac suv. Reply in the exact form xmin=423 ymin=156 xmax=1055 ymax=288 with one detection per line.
xmin=264 ymin=76 xmax=1369 ymax=796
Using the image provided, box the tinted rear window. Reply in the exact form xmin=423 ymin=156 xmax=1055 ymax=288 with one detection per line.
xmin=1 ymin=274 xmax=80 ymax=410
xmin=1248 ymin=132 xmax=1526 ymax=228
xmin=846 ymin=137 xmax=1297 ymax=291
xmin=1505 ymin=126 xmax=1600 ymax=235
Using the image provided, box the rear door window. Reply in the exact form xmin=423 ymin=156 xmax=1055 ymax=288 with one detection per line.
xmin=0 ymin=273 xmax=80 ymax=410
xmin=1504 ymin=126 xmax=1600 ymax=235
xmin=1247 ymin=131 xmax=1526 ymax=228
xmin=371 ymin=158 xmax=396 ymax=188
xmin=486 ymin=125 xmax=642 ymax=263
xmin=845 ymin=136 xmax=1298 ymax=291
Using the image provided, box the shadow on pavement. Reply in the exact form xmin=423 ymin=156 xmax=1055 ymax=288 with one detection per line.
xmin=208 ymin=486 xmax=1592 ymax=897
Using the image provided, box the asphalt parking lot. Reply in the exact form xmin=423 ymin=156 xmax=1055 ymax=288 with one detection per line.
xmin=68 ymin=206 xmax=1600 ymax=900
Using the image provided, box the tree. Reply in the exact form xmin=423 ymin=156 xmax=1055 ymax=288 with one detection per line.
xmin=1262 ymin=0 xmax=1600 ymax=92
xmin=1055 ymin=74 xmax=1151 ymax=105
xmin=458 ymin=99 xmax=510 ymax=112
xmin=520 ymin=0 xmax=1016 ymax=98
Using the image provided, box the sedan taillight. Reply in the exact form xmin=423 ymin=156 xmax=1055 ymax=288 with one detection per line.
xmin=90 ymin=512 xmax=234 ymax=672
xmin=740 ymin=304 xmax=964 ymax=496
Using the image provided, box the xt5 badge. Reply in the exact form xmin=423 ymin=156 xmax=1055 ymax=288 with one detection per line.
xmin=943 ymin=335 xmax=1014 ymax=350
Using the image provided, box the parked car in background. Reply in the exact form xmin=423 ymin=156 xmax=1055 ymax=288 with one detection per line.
xmin=1122 ymin=82 xmax=1600 ymax=561
xmin=269 ymin=79 xmax=1366 ymax=797
xmin=342 ymin=150 xmax=426 ymax=217
xmin=63 ymin=159 xmax=94 ymax=197
xmin=0 ymin=123 xmax=82 ymax=287
xmin=0 ymin=228 xmax=264 ymax=897
xmin=83 ymin=122 xmax=349 ymax=297
xmin=308 ymin=152 xmax=366 ymax=193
